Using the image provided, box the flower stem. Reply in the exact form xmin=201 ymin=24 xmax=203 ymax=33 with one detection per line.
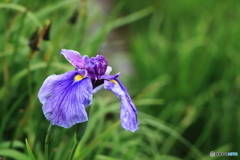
xmin=68 ymin=106 xmax=90 ymax=160
xmin=68 ymin=140 xmax=80 ymax=160
xmin=44 ymin=124 xmax=54 ymax=160
xmin=27 ymin=59 xmax=33 ymax=104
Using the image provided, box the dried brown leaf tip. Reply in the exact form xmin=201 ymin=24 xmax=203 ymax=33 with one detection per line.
xmin=43 ymin=20 xmax=51 ymax=41
xmin=28 ymin=27 xmax=39 ymax=52
xmin=28 ymin=19 xmax=51 ymax=57
xmin=68 ymin=10 xmax=79 ymax=25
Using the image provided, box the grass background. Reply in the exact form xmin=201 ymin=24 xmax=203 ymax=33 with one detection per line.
xmin=0 ymin=0 xmax=240 ymax=159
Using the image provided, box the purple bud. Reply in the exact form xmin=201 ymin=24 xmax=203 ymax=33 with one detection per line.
xmin=85 ymin=55 xmax=108 ymax=79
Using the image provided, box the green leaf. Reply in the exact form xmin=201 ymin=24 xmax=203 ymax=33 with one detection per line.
xmin=0 ymin=149 xmax=30 ymax=160
xmin=25 ymin=139 xmax=36 ymax=160
xmin=0 ymin=140 xmax=24 ymax=149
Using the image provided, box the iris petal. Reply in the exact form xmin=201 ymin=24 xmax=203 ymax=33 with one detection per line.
xmin=105 ymin=66 xmax=112 ymax=75
xmin=100 ymin=73 xmax=120 ymax=80
xmin=61 ymin=49 xmax=85 ymax=69
xmin=38 ymin=71 xmax=92 ymax=128
xmin=104 ymin=79 xmax=139 ymax=132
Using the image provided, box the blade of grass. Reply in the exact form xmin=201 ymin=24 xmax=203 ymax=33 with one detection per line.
xmin=75 ymin=121 xmax=120 ymax=159
xmin=25 ymin=139 xmax=36 ymax=160
xmin=0 ymin=149 xmax=30 ymax=160
xmin=0 ymin=3 xmax=41 ymax=26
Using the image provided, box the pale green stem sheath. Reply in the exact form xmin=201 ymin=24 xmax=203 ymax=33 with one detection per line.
xmin=68 ymin=139 xmax=80 ymax=160
xmin=68 ymin=106 xmax=90 ymax=160
xmin=44 ymin=124 xmax=54 ymax=160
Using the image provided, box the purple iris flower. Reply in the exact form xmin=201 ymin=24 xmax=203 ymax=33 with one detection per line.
xmin=38 ymin=49 xmax=139 ymax=132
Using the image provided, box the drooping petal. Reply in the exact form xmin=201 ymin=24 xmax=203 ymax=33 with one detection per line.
xmin=104 ymin=79 xmax=139 ymax=132
xmin=38 ymin=70 xmax=92 ymax=128
xmin=61 ymin=49 xmax=85 ymax=69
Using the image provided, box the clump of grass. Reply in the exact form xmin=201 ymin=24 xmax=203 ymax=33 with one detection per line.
xmin=126 ymin=0 xmax=240 ymax=159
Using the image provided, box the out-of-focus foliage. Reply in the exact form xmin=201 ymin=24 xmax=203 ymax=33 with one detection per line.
xmin=124 ymin=0 xmax=240 ymax=159
xmin=0 ymin=0 xmax=239 ymax=160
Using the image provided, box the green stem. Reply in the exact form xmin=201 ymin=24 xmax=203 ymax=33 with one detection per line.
xmin=27 ymin=58 xmax=33 ymax=104
xmin=68 ymin=140 xmax=80 ymax=160
xmin=68 ymin=106 xmax=90 ymax=160
xmin=44 ymin=124 xmax=54 ymax=160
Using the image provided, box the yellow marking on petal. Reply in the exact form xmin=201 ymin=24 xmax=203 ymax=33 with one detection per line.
xmin=110 ymin=80 xmax=119 ymax=86
xmin=74 ymin=74 xmax=84 ymax=82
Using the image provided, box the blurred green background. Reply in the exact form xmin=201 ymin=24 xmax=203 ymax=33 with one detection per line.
xmin=1 ymin=0 xmax=240 ymax=159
